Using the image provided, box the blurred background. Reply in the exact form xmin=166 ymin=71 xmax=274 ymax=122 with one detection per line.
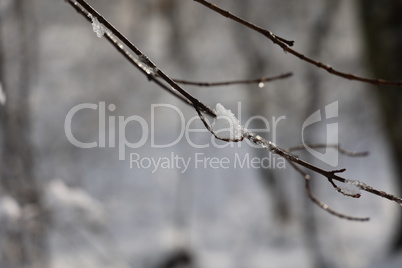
xmin=1 ymin=0 xmax=402 ymax=267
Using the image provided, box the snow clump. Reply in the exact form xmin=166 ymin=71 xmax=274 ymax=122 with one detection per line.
xmin=89 ymin=14 xmax=106 ymax=38
xmin=212 ymin=103 xmax=243 ymax=140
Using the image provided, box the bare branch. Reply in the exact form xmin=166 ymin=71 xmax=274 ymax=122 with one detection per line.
xmin=173 ymin=72 xmax=292 ymax=87
xmin=194 ymin=0 xmax=402 ymax=87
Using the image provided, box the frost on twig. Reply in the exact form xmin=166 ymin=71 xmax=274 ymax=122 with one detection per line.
xmin=334 ymin=180 xmax=362 ymax=198
xmin=194 ymin=103 xmax=246 ymax=142
xmin=88 ymin=13 xmax=107 ymax=38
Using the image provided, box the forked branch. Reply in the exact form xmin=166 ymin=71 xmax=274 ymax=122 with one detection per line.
xmin=287 ymin=160 xmax=369 ymax=221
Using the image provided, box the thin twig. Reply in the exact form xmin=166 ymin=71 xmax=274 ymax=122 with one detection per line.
xmin=286 ymin=144 xmax=369 ymax=157
xmin=304 ymin=178 xmax=368 ymax=221
xmin=194 ymin=0 xmax=402 ymax=87
xmin=287 ymin=160 xmax=369 ymax=221
xmin=173 ymin=72 xmax=292 ymax=87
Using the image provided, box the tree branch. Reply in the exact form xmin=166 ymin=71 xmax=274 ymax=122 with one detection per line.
xmin=65 ymin=0 xmax=402 ymax=222
xmin=194 ymin=0 xmax=402 ymax=87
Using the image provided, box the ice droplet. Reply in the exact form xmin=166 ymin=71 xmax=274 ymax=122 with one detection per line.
xmin=258 ymin=82 xmax=265 ymax=88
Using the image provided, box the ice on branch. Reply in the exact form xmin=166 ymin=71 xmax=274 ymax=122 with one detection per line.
xmin=88 ymin=14 xmax=106 ymax=38
xmin=212 ymin=103 xmax=244 ymax=140
xmin=138 ymin=55 xmax=158 ymax=76
xmin=339 ymin=180 xmax=362 ymax=197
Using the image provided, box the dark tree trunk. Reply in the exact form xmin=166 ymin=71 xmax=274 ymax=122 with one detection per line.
xmin=0 ymin=0 xmax=48 ymax=267
xmin=358 ymin=0 xmax=402 ymax=252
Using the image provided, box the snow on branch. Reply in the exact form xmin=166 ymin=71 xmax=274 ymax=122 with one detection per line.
xmin=212 ymin=103 xmax=244 ymax=141
xmin=65 ymin=0 xmax=402 ymax=221
xmin=88 ymin=13 xmax=107 ymax=38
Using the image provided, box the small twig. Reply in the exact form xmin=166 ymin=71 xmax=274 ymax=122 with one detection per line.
xmin=286 ymin=144 xmax=369 ymax=157
xmin=287 ymin=160 xmax=369 ymax=221
xmin=304 ymin=178 xmax=368 ymax=221
xmin=194 ymin=0 xmax=402 ymax=87
xmin=173 ymin=72 xmax=292 ymax=87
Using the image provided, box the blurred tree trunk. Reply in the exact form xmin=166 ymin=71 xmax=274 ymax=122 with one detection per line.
xmin=0 ymin=0 xmax=48 ymax=267
xmin=232 ymin=0 xmax=291 ymax=226
xmin=358 ymin=0 xmax=402 ymax=252
xmin=302 ymin=1 xmax=340 ymax=267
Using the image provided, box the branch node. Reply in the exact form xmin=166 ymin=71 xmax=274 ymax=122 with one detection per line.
xmin=331 ymin=168 xmax=346 ymax=174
